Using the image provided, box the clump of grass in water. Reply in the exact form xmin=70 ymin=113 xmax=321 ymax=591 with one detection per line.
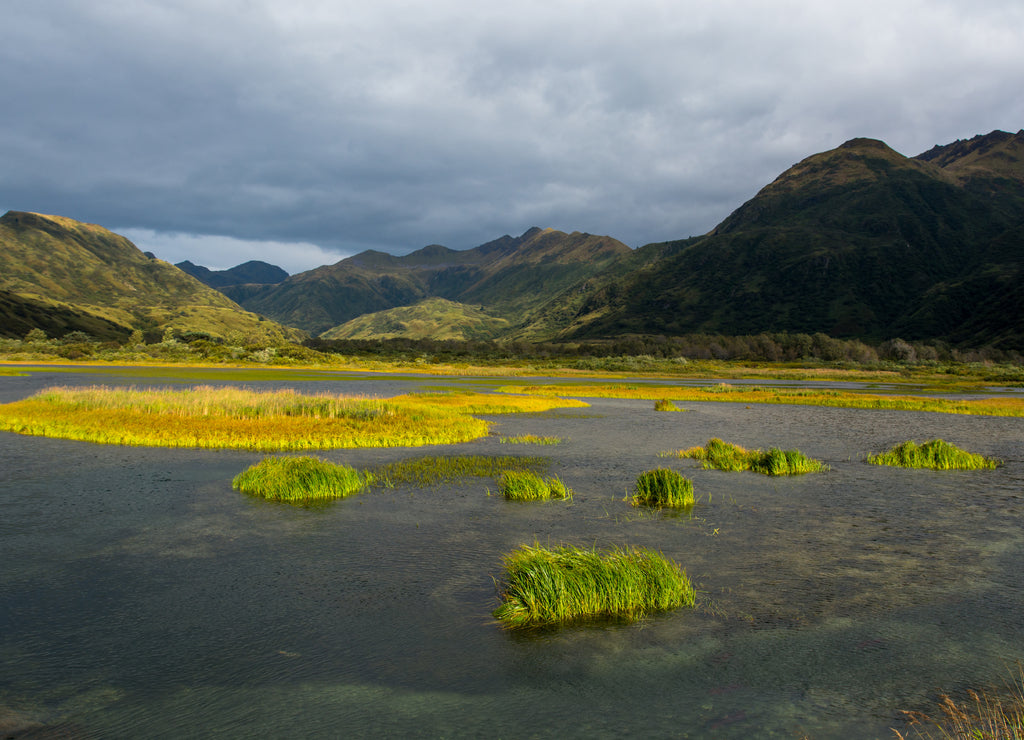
xmin=499 ymin=434 xmax=562 ymax=445
xmin=671 ymin=438 xmax=828 ymax=475
xmin=499 ymin=470 xmax=573 ymax=501
xmin=632 ymin=468 xmax=694 ymax=508
xmin=868 ymin=439 xmax=1000 ymax=470
xmin=368 ymin=454 xmax=548 ymax=488
xmin=653 ymin=399 xmax=684 ymax=412
xmin=492 ymin=543 xmax=695 ymax=628
xmin=232 ymin=456 xmax=369 ymax=502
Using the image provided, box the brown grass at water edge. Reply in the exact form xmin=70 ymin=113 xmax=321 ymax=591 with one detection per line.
xmin=897 ymin=664 xmax=1024 ymax=739
xmin=497 ymin=383 xmax=1024 ymax=417
xmin=0 ymin=386 xmax=585 ymax=451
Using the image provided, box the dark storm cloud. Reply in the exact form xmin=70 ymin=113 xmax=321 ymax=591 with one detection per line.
xmin=2 ymin=0 xmax=1022 ymax=272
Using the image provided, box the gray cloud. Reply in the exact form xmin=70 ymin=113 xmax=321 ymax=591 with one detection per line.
xmin=3 ymin=0 xmax=1022 ymax=273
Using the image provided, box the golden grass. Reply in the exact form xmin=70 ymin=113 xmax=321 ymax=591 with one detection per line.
xmin=898 ymin=665 xmax=1024 ymax=739
xmin=0 ymin=386 xmax=587 ymax=451
xmin=497 ymin=383 xmax=1024 ymax=417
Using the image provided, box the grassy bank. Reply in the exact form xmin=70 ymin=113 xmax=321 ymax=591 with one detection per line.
xmin=498 ymin=382 xmax=1024 ymax=417
xmin=0 ymin=385 xmax=587 ymax=450
xmin=492 ymin=543 xmax=695 ymax=627
xmin=668 ymin=438 xmax=829 ymax=475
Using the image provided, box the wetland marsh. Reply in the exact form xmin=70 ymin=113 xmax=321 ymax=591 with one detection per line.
xmin=1 ymin=364 xmax=1023 ymax=738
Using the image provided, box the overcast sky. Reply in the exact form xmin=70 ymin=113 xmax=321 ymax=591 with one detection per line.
xmin=3 ymin=0 xmax=1022 ymax=273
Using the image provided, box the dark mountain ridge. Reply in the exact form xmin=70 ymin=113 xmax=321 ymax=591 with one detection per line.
xmin=176 ymin=259 xmax=288 ymax=288
xmin=519 ymin=131 xmax=1024 ymax=348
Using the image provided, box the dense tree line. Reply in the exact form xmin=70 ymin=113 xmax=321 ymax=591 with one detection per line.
xmin=305 ymin=333 xmax=1022 ymax=365
xmin=3 ymin=327 xmax=1022 ymax=367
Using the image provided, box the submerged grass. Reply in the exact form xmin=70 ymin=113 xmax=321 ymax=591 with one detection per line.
xmin=499 ymin=434 xmax=562 ymax=445
xmin=492 ymin=543 xmax=695 ymax=628
xmin=868 ymin=439 xmax=1000 ymax=470
xmin=632 ymin=468 xmax=695 ymax=508
xmin=499 ymin=470 xmax=573 ymax=501
xmin=232 ymin=456 xmax=369 ymax=502
xmin=367 ymin=454 xmax=548 ymax=488
xmin=667 ymin=438 xmax=829 ymax=475
xmin=497 ymin=383 xmax=1024 ymax=417
xmin=0 ymin=385 xmax=586 ymax=451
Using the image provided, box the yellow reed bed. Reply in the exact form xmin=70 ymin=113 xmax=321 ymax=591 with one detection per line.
xmin=497 ymin=383 xmax=1024 ymax=417
xmin=0 ymin=386 xmax=588 ymax=451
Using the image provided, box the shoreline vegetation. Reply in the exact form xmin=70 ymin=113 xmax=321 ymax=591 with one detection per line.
xmin=492 ymin=543 xmax=695 ymax=627
xmin=0 ymin=385 xmax=587 ymax=450
xmin=497 ymin=383 xmax=1024 ymax=417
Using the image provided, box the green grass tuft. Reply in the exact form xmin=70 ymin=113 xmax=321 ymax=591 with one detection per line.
xmin=653 ymin=398 xmax=684 ymax=412
xmin=671 ymin=437 xmax=828 ymax=475
xmin=232 ymin=456 xmax=368 ymax=502
xmin=632 ymin=468 xmax=695 ymax=508
xmin=492 ymin=543 xmax=695 ymax=627
xmin=868 ymin=439 xmax=999 ymax=470
xmin=499 ymin=470 xmax=573 ymax=501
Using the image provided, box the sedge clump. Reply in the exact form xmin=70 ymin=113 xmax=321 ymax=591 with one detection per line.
xmin=499 ymin=470 xmax=573 ymax=501
xmin=232 ymin=456 xmax=369 ymax=502
xmin=492 ymin=543 xmax=695 ymax=628
xmin=672 ymin=438 xmax=828 ymax=475
xmin=632 ymin=468 xmax=695 ymax=508
xmin=868 ymin=439 xmax=999 ymax=470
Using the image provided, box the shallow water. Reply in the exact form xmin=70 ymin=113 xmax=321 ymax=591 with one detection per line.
xmin=2 ymin=367 xmax=1023 ymax=738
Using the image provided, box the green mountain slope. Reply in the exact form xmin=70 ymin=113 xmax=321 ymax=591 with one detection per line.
xmin=232 ymin=227 xmax=631 ymax=335
xmin=0 ymin=211 xmax=302 ymax=342
xmin=0 ymin=288 xmax=134 ymax=341
xmin=529 ymin=132 xmax=1024 ymax=348
xmin=321 ymin=297 xmax=511 ymax=341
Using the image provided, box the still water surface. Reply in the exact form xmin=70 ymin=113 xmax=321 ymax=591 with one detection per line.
xmin=2 ymin=367 xmax=1023 ymax=738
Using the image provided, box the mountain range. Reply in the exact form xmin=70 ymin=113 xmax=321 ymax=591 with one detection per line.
xmin=2 ymin=129 xmax=1022 ymax=349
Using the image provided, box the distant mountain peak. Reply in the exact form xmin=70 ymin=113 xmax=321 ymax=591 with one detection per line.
xmin=177 ymin=259 xmax=288 ymax=288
